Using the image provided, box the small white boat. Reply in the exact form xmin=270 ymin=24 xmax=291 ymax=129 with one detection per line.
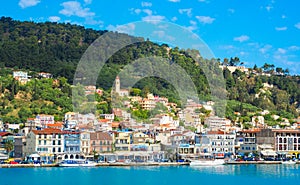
xmin=281 ymin=161 xmax=296 ymax=165
xmin=189 ymin=159 xmax=225 ymax=166
xmin=59 ymin=159 xmax=97 ymax=167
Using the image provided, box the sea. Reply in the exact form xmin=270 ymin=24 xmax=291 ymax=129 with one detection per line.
xmin=1 ymin=164 xmax=299 ymax=185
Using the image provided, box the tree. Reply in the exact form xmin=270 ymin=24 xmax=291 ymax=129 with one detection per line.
xmin=4 ymin=140 xmax=14 ymax=154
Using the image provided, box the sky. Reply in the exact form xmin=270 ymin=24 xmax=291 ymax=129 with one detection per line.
xmin=1 ymin=0 xmax=300 ymax=74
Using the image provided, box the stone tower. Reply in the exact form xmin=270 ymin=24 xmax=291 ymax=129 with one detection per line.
xmin=115 ymin=76 xmax=120 ymax=94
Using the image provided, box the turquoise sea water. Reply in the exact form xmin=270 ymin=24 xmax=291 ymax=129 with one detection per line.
xmin=1 ymin=165 xmax=300 ymax=185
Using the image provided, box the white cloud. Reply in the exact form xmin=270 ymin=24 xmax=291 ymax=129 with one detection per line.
xmin=240 ymin=51 xmax=248 ymax=56
xmin=273 ymin=55 xmax=300 ymax=74
xmin=219 ymin=45 xmax=235 ymax=50
xmin=142 ymin=15 xmax=165 ymax=24
xmin=143 ymin=9 xmax=153 ymax=16
xmin=152 ymin=30 xmax=175 ymax=41
xmin=228 ymin=8 xmax=235 ymax=13
xmin=288 ymin=46 xmax=300 ymax=51
xmin=84 ymin=17 xmax=103 ymax=26
xmin=275 ymin=27 xmax=287 ymax=31
xmin=259 ymin=44 xmax=272 ymax=54
xmin=198 ymin=0 xmax=207 ymax=2
xmin=295 ymin=22 xmax=300 ymax=29
xmin=281 ymin=15 xmax=287 ymax=19
xmin=277 ymin=48 xmax=286 ymax=54
xmin=141 ymin=2 xmax=152 ymax=7
xmin=265 ymin=5 xmax=273 ymax=12
xmin=195 ymin=16 xmax=215 ymax=24
xmin=185 ymin=20 xmax=197 ymax=31
xmin=19 ymin=0 xmax=40 ymax=8
xmin=136 ymin=9 xmax=142 ymax=14
xmin=107 ymin=23 xmax=136 ymax=35
xmin=84 ymin=0 xmax=92 ymax=4
xmin=171 ymin=16 xmax=178 ymax=22
xmin=48 ymin=16 xmax=61 ymax=22
xmin=168 ymin=0 xmax=180 ymax=2
xmin=59 ymin=1 xmax=95 ymax=18
xmin=179 ymin=8 xmax=192 ymax=17
xmin=233 ymin=35 xmax=250 ymax=42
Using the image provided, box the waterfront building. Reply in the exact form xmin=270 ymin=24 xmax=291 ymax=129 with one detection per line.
xmin=25 ymin=128 xmax=64 ymax=162
xmin=90 ymin=132 xmax=113 ymax=153
xmin=13 ymin=136 xmax=26 ymax=158
xmin=237 ymin=130 xmax=260 ymax=154
xmin=80 ymin=131 xmax=91 ymax=155
xmin=113 ymin=131 xmax=133 ymax=151
xmin=64 ymin=131 xmax=81 ymax=156
xmin=274 ymin=129 xmax=300 ymax=158
xmin=206 ymin=131 xmax=236 ymax=158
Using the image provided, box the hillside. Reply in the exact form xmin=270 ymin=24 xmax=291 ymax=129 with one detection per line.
xmin=0 ymin=17 xmax=299 ymax=124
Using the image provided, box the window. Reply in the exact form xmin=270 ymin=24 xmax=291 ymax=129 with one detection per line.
xmin=52 ymin=140 xmax=55 ymax=145
xmin=44 ymin=140 xmax=46 ymax=145
xmin=39 ymin=140 xmax=41 ymax=145
xmin=53 ymin=148 xmax=56 ymax=153
xmin=58 ymin=148 xmax=61 ymax=152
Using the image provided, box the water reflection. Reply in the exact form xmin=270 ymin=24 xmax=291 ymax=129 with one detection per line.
xmin=190 ymin=164 xmax=300 ymax=179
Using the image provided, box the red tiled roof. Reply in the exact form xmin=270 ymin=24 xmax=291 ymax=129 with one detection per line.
xmin=240 ymin=129 xmax=261 ymax=133
xmin=0 ymin=132 xmax=13 ymax=137
xmin=90 ymin=132 xmax=112 ymax=140
xmin=32 ymin=128 xmax=80 ymax=135
xmin=207 ymin=131 xmax=225 ymax=135
xmin=112 ymin=122 xmax=120 ymax=128
xmin=272 ymin=129 xmax=300 ymax=133
xmin=46 ymin=123 xmax=63 ymax=128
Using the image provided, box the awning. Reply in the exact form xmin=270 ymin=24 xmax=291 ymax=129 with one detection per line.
xmin=261 ymin=150 xmax=277 ymax=156
xmin=0 ymin=153 xmax=8 ymax=160
xmin=29 ymin=153 xmax=40 ymax=158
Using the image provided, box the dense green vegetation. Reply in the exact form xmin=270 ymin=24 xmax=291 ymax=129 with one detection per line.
xmin=0 ymin=17 xmax=299 ymax=124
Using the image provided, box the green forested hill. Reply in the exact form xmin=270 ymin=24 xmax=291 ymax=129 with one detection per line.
xmin=0 ymin=17 xmax=299 ymax=124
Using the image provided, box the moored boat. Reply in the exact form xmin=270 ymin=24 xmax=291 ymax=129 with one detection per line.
xmin=189 ymin=159 xmax=225 ymax=166
xmin=281 ymin=160 xmax=296 ymax=165
xmin=59 ymin=159 xmax=97 ymax=167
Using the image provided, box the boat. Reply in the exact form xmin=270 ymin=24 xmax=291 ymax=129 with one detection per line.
xmin=189 ymin=159 xmax=225 ymax=166
xmin=59 ymin=159 xmax=97 ymax=167
xmin=281 ymin=160 xmax=296 ymax=165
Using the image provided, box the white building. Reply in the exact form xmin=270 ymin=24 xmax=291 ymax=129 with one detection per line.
xmin=206 ymin=131 xmax=236 ymax=158
xmin=13 ymin=71 xmax=29 ymax=83
xmin=25 ymin=128 xmax=64 ymax=159
xmin=204 ymin=116 xmax=231 ymax=131
xmin=115 ymin=76 xmax=129 ymax=97
xmin=80 ymin=131 xmax=91 ymax=155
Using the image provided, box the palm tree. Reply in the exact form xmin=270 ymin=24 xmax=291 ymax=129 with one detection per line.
xmin=4 ymin=140 xmax=14 ymax=155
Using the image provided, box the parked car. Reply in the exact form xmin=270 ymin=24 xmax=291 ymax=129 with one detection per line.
xmin=9 ymin=161 xmax=19 ymax=164
xmin=19 ymin=161 xmax=29 ymax=164
xmin=235 ymin=158 xmax=244 ymax=161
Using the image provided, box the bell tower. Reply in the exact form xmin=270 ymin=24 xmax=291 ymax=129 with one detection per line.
xmin=115 ymin=76 xmax=120 ymax=94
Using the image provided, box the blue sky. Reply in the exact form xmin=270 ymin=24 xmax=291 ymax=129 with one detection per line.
xmin=1 ymin=0 xmax=300 ymax=74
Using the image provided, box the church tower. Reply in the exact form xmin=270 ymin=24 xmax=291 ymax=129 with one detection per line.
xmin=115 ymin=76 xmax=120 ymax=94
